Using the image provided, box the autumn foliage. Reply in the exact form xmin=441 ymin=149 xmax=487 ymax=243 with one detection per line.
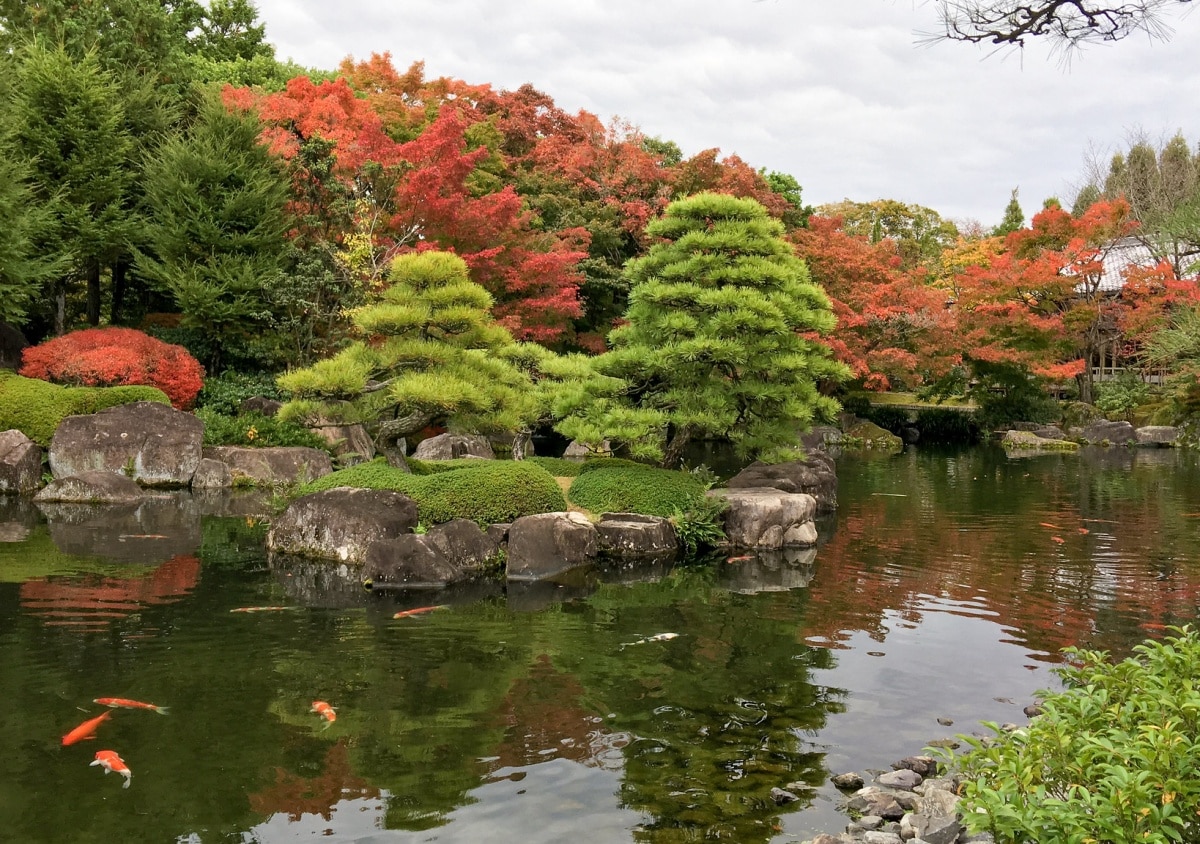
xmin=21 ymin=327 xmax=205 ymax=409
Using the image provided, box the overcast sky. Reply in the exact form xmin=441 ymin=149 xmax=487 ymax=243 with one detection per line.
xmin=251 ymin=1 xmax=1200 ymax=229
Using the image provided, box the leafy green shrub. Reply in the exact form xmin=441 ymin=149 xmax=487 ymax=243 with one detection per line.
xmin=296 ymin=459 xmax=566 ymax=525
xmin=913 ymin=408 xmax=981 ymax=444
xmin=196 ymin=370 xmax=284 ymax=416
xmin=576 ymin=457 xmax=652 ymax=475
xmin=863 ymin=405 xmax=911 ymax=434
xmin=951 ymin=627 xmax=1200 ymax=844
xmin=196 ymin=409 xmax=330 ymax=451
xmin=1094 ymin=373 xmax=1153 ymax=423
xmin=568 ymin=465 xmax=706 ymax=517
xmin=0 ymin=372 xmax=169 ymax=446
xmin=670 ymin=494 xmax=728 ymax=555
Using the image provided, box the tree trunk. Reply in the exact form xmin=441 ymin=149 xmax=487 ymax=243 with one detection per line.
xmin=660 ymin=423 xmax=694 ymax=469
xmin=110 ymin=259 xmax=128 ymax=324
xmin=55 ymin=283 xmax=66 ymax=336
xmin=86 ymin=261 xmax=101 ymax=326
xmin=374 ymin=411 xmax=435 ymax=469
xmin=511 ymin=429 xmax=532 ymax=461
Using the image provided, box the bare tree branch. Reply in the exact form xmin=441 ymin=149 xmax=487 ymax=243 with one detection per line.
xmin=924 ymin=0 xmax=1191 ymax=49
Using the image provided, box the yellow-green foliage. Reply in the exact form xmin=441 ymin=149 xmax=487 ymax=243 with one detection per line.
xmin=568 ymin=465 xmax=706 ymax=517
xmin=296 ymin=459 xmax=566 ymax=525
xmin=0 ymin=372 xmax=170 ymax=446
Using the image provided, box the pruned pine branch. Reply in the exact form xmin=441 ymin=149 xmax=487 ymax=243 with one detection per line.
xmin=927 ymin=0 xmax=1189 ymax=48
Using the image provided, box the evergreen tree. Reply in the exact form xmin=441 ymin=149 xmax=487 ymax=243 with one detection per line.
xmin=136 ymin=88 xmax=292 ymax=371
xmin=993 ymin=187 xmax=1025 ymax=237
xmin=574 ymin=192 xmax=847 ymax=467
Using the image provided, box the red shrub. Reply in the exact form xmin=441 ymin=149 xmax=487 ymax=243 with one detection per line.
xmin=20 ymin=328 xmax=205 ymax=409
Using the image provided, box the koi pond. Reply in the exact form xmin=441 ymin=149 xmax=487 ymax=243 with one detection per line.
xmin=3 ymin=445 xmax=1200 ymax=843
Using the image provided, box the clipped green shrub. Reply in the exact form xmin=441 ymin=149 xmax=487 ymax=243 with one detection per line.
xmin=406 ymin=457 xmax=497 ymax=476
xmin=913 ymin=407 xmax=981 ymax=444
xmin=525 ymin=456 xmax=585 ymax=477
xmin=0 ymin=372 xmax=169 ymax=446
xmin=296 ymin=459 xmax=566 ymax=525
xmin=196 ymin=409 xmax=330 ymax=451
xmin=576 ymin=457 xmax=652 ymax=475
xmin=951 ymin=627 xmax=1200 ymax=844
xmin=568 ymin=465 xmax=706 ymax=517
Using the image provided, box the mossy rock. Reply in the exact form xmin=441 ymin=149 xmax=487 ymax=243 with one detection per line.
xmin=296 ymin=458 xmax=566 ymax=525
xmin=0 ymin=372 xmax=170 ymax=447
xmin=842 ymin=419 xmax=904 ymax=453
xmin=567 ymin=465 xmax=706 ymax=518
xmin=1001 ymin=430 xmax=1080 ymax=452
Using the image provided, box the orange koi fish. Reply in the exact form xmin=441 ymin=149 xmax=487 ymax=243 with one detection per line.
xmin=392 ymin=605 xmax=447 ymax=619
xmin=94 ymin=698 xmax=168 ymax=715
xmin=62 ymin=711 xmax=111 ymax=746
xmin=90 ymin=750 xmax=132 ymax=787
xmin=726 ymin=555 xmax=753 ymax=563
xmin=1039 ymin=523 xmax=1061 ymax=530
xmin=230 ymin=606 xmax=295 ymax=613
xmin=311 ymin=700 xmax=336 ymax=724
xmin=1078 ymin=527 xmax=1089 ymax=535
xmin=1050 ymin=536 xmax=1065 ymax=544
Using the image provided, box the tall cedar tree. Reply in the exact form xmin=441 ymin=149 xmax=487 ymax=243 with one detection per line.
xmin=593 ymin=193 xmax=848 ymax=467
xmin=137 ymin=88 xmax=292 ymax=372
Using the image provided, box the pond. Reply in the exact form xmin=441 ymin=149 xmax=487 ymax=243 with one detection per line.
xmin=3 ymin=445 xmax=1200 ymax=843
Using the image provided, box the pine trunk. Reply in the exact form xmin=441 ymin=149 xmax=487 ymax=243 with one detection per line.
xmin=661 ymin=424 xmax=694 ymax=469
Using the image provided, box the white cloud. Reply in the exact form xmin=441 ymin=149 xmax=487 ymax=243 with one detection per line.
xmin=254 ymin=0 xmax=1200 ymax=227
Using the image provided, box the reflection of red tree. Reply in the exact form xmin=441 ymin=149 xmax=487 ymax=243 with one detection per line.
xmin=248 ymin=739 xmax=380 ymax=822
xmin=488 ymin=654 xmax=605 ymax=770
xmin=19 ymin=555 xmax=201 ymax=628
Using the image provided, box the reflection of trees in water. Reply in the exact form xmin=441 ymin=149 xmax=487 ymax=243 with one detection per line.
xmin=249 ymin=739 xmax=380 ymax=822
xmin=808 ymin=448 xmax=1200 ymax=661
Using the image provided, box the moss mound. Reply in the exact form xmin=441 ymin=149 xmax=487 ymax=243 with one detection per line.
xmin=525 ymin=456 xmax=585 ymax=477
xmin=0 ymin=372 xmax=170 ymax=446
xmin=297 ymin=458 xmax=566 ymax=525
xmin=568 ymin=465 xmax=706 ymax=517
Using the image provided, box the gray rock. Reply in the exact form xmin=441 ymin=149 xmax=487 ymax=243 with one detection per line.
xmin=1079 ymin=419 xmax=1136 ymax=445
xmin=854 ymin=815 xmax=884 ymax=830
xmin=486 ymin=523 xmax=510 ymax=546
xmin=412 ymin=433 xmax=494 ymax=461
xmin=268 ymin=487 xmax=420 ymax=563
xmin=203 ymin=446 xmax=333 ymax=486
xmin=770 ymin=786 xmax=800 ymax=804
xmin=810 ymin=836 xmax=847 ymax=844
xmin=862 ymin=832 xmax=903 ymax=844
xmin=563 ymin=439 xmax=611 ymax=460
xmin=240 ymin=396 xmax=282 ymax=416
xmin=34 ymin=470 xmax=143 ymax=504
xmin=506 ymin=512 xmax=598 ymax=580
xmin=892 ymin=755 xmax=938 ymax=778
xmin=877 ymin=769 xmax=923 ymax=790
xmin=1135 ymin=425 xmax=1178 ymax=447
xmin=190 ymin=457 xmax=232 ymax=489
xmin=726 ymin=454 xmax=838 ymax=512
xmin=362 ymin=519 xmax=500 ymax=588
xmin=1030 ymin=425 xmax=1066 ymax=440
xmin=846 ymin=791 xmax=905 ymax=820
xmin=596 ymin=512 xmax=677 ymax=558
xmin=831 ymin=772 xmax=865 ymax=790
xmin=1023 ymin=703 xmax=1044 ymax=717
xmin=918 ymin=785 xmax=961 ymax=819
xmin=906 ymin=814 xmax=962 ymax=844
xmin=0 ymin=430 xmax=42 ymax=495
xmin=708 ymin=487 xmax=818 ymax=549
xmin=49 ymin=401 xmax=203 ymax=487
xmin=308 ymin=422 xmax=375 ymax=464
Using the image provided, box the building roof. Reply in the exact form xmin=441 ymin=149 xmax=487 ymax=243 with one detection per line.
xmin=1075 ymin=236 xmax=1199 ymax=294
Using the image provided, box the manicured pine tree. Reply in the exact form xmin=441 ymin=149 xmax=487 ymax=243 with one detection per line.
xmin=587 ymin=192 xmax=848 ymax=467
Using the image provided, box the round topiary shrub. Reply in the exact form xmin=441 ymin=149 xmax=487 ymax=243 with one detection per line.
xmin=20 ymin=327 xmax=205 ymax=409
xmin=297 ymin=459 xmax=566 ymax=525
xmin=568 ymin=465 xmax=706 ymax=517
xmin=0 ymin=371 xmax=170 ymax=446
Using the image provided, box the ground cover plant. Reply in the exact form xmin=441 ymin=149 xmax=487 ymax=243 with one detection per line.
xmin=951 ymin=627 xmax=1200 ymax=844
xmin=567 ymin=464 xmax=707 ymax=518
xmin=0 ymin=371 xmax=169 ymax=446
xmin=196 ymin=409 xmax=330 ymax=451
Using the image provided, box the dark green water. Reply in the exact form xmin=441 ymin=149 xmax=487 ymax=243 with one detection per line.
xmin=3 ymin=445 xmax=1200 ymax=843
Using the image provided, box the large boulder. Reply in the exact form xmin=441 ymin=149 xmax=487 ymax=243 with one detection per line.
xmin=203 ymin=446 xmax=333 ymax=486
xmin=726 ymin=453 xmax=838 ymax=513
xmin=34 ymin=470 xmax=143 ymax=504
xmin=1136 ymin=425 xmax=1179 ymax=447
xmin=506 ymin=511 xmax=598 ymax=580
xmin=412 ymin=433 xmax=494 ymax=461
xmin=190 ymin=457 xmax=232 ymax=489
xmin=268 ymin=487 xmax=419 ymax=563
xmin=595 ymin=512 xmax=677 ymax=559
xmin=0 ymin=430 xmax=42 ymax=495
xmin=1078 ymin=419 xmax=1136 ymax=445
xmin=563 ymin=439 xmax=612 ymax=460
xmin=362 ymin=519 xmax=500 ymax=589
xmin=49 ymin=401 xmax=203 ymax=487
xmin=708 ymin=488 xmax=818 ymax=549
xmin=308 ymin=422 xmax=375 ymax=465
xmin=1002 ymin=430 xmax=1079 ymax=452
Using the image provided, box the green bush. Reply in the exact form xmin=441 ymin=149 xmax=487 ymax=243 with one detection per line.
xmin=568 ymin=465 xmax=706 ymax=517
xmin=863 ymin=405 xmax=911 ymax=434
xmin=913 ymin=407 xmax=981 ymax=444
xmin=670 ymin=494 xmax=728 ymax=555
xmin=951 ymin=627 xmax=1200 ymax=844
xmin=576 ymin=457 xmax=652 ymax=475
xmin=0 ymin=372 xmax=169 ymax=446
xmin=195 ymin=370 xmax=284 ymax=416
xmin=525 ymin=456 xmax=585 ymax=477
xmin=196 ymin=409 xmax=330 ymax=451
xmin=296 ymin=459 xmax=566 ymax=525
xmin=1094 ymin=373 xmax=1154 ymax=423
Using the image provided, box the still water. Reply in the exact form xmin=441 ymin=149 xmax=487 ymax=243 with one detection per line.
xmin=2 ymin=446 xmax=1199 ymax=843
